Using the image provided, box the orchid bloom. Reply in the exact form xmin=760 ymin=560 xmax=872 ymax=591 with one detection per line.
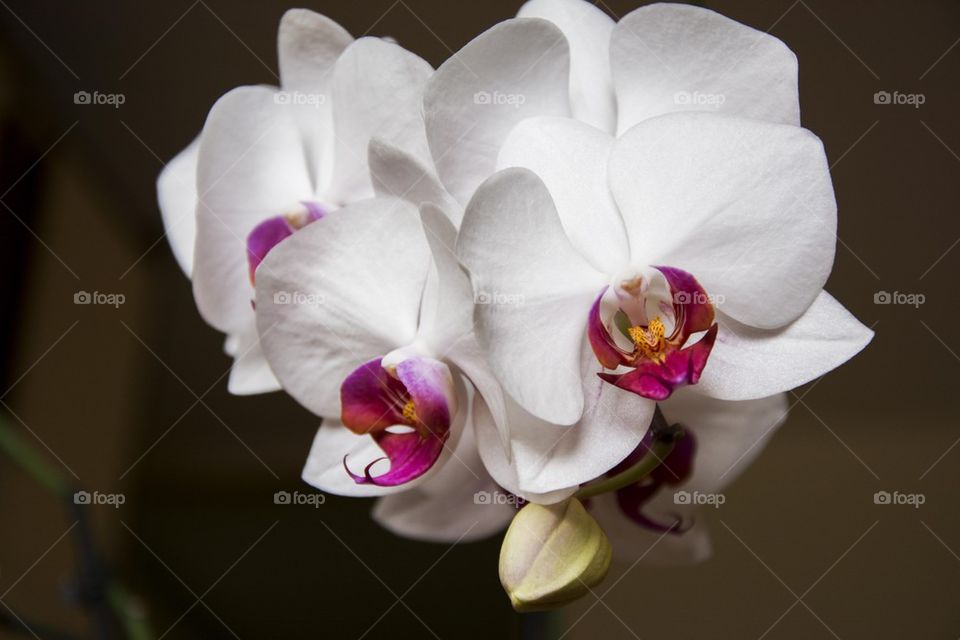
xmin=438 ymin=0 xmax=871 ymax=557
xmin=157 ymin=9 xmax=437 ymax=394
xmin=252 ymin=197 xmax=513 ymax=541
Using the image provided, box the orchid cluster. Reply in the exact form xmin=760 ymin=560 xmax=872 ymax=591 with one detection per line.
xmin=158 ymin=0 xmax=871 ymax=610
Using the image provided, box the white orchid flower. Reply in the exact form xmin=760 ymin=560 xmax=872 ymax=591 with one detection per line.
xmin=430 ymin=0 xmax=871 ymax=556
xmin=157 ymin=9 xmax=437 ymax=394
xmin=253 ymin=197 xmax=514 ymax=541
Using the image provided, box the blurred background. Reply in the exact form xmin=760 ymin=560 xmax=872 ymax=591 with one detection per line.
xmin=0 ymin=0 xmax=957 ymax=638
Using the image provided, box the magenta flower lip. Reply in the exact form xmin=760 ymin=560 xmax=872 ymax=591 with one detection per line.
xmin=588 ymin=265 xmax=719 ymax=401
xmin=340 ymin=356 xmax=454 ymax=487
xmin=245 ymin=202 xmax=326 ymax=285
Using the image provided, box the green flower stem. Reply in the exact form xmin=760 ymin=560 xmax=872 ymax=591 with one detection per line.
xmin=109 ymin=585 xmax=155 ymax=640
xmin=574 ymin=407 xmax=681 ymax=500
xmin=0 ymin=414 xmax=69 ymax=496
xmin=0 ymin=414 xmax=154 ymax=639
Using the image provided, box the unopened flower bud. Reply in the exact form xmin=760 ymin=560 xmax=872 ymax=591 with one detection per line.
xmin=499 ymin=498 xmax=612 ymax=612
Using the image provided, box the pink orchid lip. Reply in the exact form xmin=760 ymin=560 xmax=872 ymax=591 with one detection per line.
xmin=588 ymin=265 xmax=718 ymax=401
xmin=340 ymin=356 xmax=455 ymax=487
xmin=246 ymin=201 xmax=326 ymax=285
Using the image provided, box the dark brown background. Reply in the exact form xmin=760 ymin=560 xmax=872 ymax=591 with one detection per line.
xmin=0 ymin=1 xmax=957 ymax=638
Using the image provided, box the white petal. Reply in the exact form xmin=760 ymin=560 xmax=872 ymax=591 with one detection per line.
xmin=697 ymin=290 xmax=873 ymax=400
xmin=496 ymin=116 xmax=627 ymax=273
xmin=517 ymin=0 xmax=616 ymax=133
xmin=255 ymin=198 xmax=428 ymax=417
xmin=372 ymin=423 xmax=514 ymax=542
xmin=473 ymin=339 xmax=654 ymax=498
xmin=609 ymin=112 xmax=836 ymax=329
xmin=193 ymin=86 xmax=313 ymax=334
xmin=225 ymin=322 xmax=281 ymax=395
xmin=328 ymin=38 xmax=433 ymax=204
xmin=610 ymin=3 xmax=799 ymax=135
xmin=277 ymin=9 xmax=352 ymax=94
xmin=277 ymin=10 xmax=351 ymax=196
xmin=423 ymin=18 xmax=572 ymax=205
xmin=369 ymin=138 xmax=461 ymax=225
xmin=157 ymin=137 xmax=199 ymax=277
xmin=417 ymin=203 xmax=510 ymax=456
xmin=457 ymin=168 xmax=606 ymax=425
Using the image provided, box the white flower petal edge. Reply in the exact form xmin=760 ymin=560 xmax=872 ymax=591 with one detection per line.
xmin=225 ymin=322 xmax=281 ymax=395
xmin=157 ymin=137 xmax=199 ymax=277
xmin=610 ymin=2 xmax=800 ymax=135
xmin=594 ymin=391 xmax=788 ymax=565
xmin=423 ymin=18 xmax=572 ymax=205
xmin=369 ymin=138 xmax=462 ymax=226
xmin=373 ymin=422 xmax=515 ymax=542
xmin=254 ymin=197 xmax=427 ymax=418
xmin=277 ymin=9 xmax=352 ymax=183
xmin=697 ymin=291 xmax=873 ymax=401
xmin=457 ymin=167 xmax=606 ymax=425
xmin=495 ymin=116 xmax=627 ymax=274
xmin=517 ymin=0 xmax=616 ymax=133
xmin=471 ymin=337 xmax=654 ymax=499
xmin=609 ymin=112 xmax=837 ymax=329
xmin=193 ymin=85 xmax=313 ymax=336
xmin=327 ymin=37 xmax=434 ymax=204
xmin=418 ymin=204 xmax=510 ymax=454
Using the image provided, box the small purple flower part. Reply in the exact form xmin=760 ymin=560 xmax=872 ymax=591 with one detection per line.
xmin=340 ymin=355 xmax=455 ymax=487
xmin=588 ymin=266 xmax=718 ymax=401
xmin=612 ymin=430 xmax=697 ymax=534
xmin=245 ymin=201 xmax=325 ymax=284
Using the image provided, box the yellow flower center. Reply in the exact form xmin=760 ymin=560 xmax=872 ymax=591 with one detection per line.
xmin=628 ymin=317 xmax=666 ymax=362
xmin=401 ymin=398 xmax=418 ymax=425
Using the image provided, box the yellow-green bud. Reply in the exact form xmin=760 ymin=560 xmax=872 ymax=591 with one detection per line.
xmin=499 ymin=498 xmax=612 ymax=612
